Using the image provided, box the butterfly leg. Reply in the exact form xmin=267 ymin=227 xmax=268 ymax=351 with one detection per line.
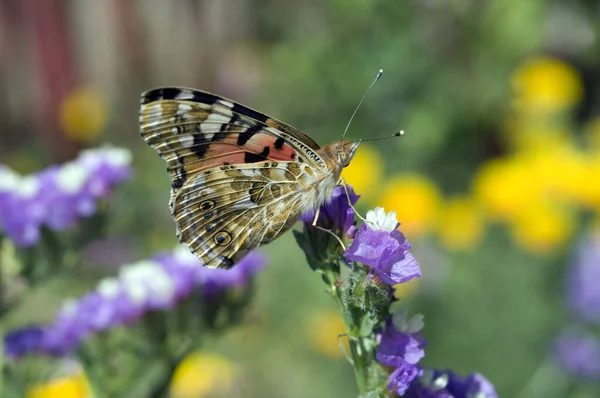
xmin=338 ymin=178 xmax=367 ymax=222
xmin=311 ymin=208 xmax=347 ymax=251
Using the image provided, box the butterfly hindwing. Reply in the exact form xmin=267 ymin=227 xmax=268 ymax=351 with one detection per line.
xmin=174 ymin=161 xmax=311 ymax=268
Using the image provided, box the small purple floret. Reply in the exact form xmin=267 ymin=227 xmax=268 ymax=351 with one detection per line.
xmin=388 ymin=361 xmax=424 ymax=396
xmin=300 ymin=185 xmax=359 ymax=234
xmin=377 ymin=320 xmax=427 ymax=396
xmin=567 ymin=234 xmax=600 ymax=323
xmin=345 ymin=224 xmax=421 ymax=285
xmin=553 ymin=328 xmax=600 ymax=379
xmin=405 ymin=369 xmax=497 ymax=398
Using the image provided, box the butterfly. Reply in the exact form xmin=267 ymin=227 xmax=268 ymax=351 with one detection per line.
xmin=139 ymin=87 xmax=382 ymax=269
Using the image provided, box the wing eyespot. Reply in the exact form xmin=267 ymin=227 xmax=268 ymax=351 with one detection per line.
xmin=200 ymin=200 xmax=216 ymax=211
xmin=214 ymin=231 xmax=232 ymax=246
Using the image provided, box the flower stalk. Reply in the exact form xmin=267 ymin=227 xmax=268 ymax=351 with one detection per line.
xmin=296 ymin=185 xmax=497 ymax=397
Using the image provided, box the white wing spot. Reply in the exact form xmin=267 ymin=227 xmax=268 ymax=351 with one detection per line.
xmin=218 ymin=100 xmax=234 ymax=108
xmin=177 ymin=104 xmax=193 ymax=114
xmin=179 ymin=135 xmax=194 ymax=148
xmin=175 ymin=91 xmax=194 ymax=100
xmin=200 ymin=112 xmax=231 ymax=133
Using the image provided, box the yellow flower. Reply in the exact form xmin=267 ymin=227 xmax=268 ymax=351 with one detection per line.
xmin=544 ymin=149 xmax=600 ymax=208
xmin=307 ymin=311 xmax=349 ymax=358
xmin=472 ymin=156 xmax=542 ymax=221
xmin=511 ymin=56 xmax=583 ymax=114
xmin=438 ymin=196 xmax=484 ymax=251
xmin=510 ymin=202 xmax=575 ymax=255
xmin=59 ymin=87 xmax=108 ymax=142
xmin=503 ymin=116 xmax=573 ymax=152
xmin=376 ymin=174 xmax=441 ymax=238
xmin=170 ymin=353 xmax=235 ymax=398
xmin=27 ymin=373 xmax=90 ymax=398
xmin=341 ymin=144 xmax=384 ymax=201
xmin=393 ymin=278 xmax=420 ymax=299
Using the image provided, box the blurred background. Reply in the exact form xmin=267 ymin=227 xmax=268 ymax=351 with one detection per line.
xmin=2 ymin=0 xmax=600 ymax=397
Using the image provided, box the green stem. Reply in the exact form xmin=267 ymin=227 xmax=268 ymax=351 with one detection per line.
xmin=327 ymin=269 xmax=369 ymax=395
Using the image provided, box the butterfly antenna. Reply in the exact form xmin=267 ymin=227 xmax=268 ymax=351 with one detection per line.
xmin=353 ymin=130 xmax=405 ymax=144
xmin=341 ymin=69 xmax=383 ymax=141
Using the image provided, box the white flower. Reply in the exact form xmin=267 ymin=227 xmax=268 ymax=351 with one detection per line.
xmin=57 ymin=162 xmax=89 ymax=194
xmin=16 ymin=176 xmax=39 ymax=199
xmin=120 ymin=260 xmax=175 ymax=305
xmin=78 ymin=145 xmax=132 ymax=169
xmin=0 ymin=166 xmax=21 ymax=192
xmin=174 ymin=244 xmax=201 ymax=265
xmin=365 ymin=207 xmax=399 ymax=232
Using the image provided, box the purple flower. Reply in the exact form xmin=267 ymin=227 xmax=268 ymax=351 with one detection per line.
xmin=301 ymin=185 xmax=359 ymax=234
xmin=4 ymin=247 xmax=267 ymax=358
xmin=377 ymin=319 xmax=427 ymax=396
xmin=0 ymin=146 xmax=132 ymax=246
xmin=4 ymin=327 xmax=46 ymax=359
xmin=446 ymin=371 xmax=498 ymax=398
xmin=405 ymin=370 xmax=497 ymax=398
xmin=553 ymin=327 xmax=600 ymax=379
xmin=567 ymin=233 xmax=600 ymax=323
xmin=195 ymin=251 xmax=268 ymax=298
xmin=0 ymin=167 xmax=47 ymax=246
xmin=345 ymin=208 xmax=421 ymax=285
xmin=388 ymin=361 xmax=424 ymax=396
xmin=377 ymin=323 xmax=427 ymax=367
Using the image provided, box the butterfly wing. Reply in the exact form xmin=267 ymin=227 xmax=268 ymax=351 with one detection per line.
xmin=139 ymin=87 xmax=328 ymax=268
xmin=139 ymin=87 xmax=326 ymax=192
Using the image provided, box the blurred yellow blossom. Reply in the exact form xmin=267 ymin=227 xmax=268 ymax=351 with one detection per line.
xmin=27 ymin=373 xmax=90 ymax=398
xmin=307 ymin=311 xmax=349 ymax=358
xmin=393 ymin=278 xmax=420 ymax=299
xmin=511 ymin=56 xmax=582 ymax=114
xmin=510 ymin=202 xmax=575 ymax=255
xmin=472 ymin=157 xmax=540 ymax=221
xmin=376 ymin=174 xmax=441 ymax=238
xmin=438 ymin=196 xmax=484 ymax=251
xmin=59 ymin=87 xmax=108 ymax=142
xmin=341 ymin=144 xmax=383 ymax=201
xmin=543 ymin=150 xmax=600 ymax=208
xmin=503 ymin=116 xmax=573 ymax=152
xmin=170 ymin=353 xmax=236 ymax=398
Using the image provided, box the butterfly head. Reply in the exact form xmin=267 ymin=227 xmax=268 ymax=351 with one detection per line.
xmin=337 ymin=141 xmax=361 ymax=168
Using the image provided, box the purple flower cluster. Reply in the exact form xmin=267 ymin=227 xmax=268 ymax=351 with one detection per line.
xmin=300 ymin=185 xmax=359 ymax=235
xmin=550 ymin=232 xmax=600 ymax=380
xmin=345 ymin=207 xmax=421 ymax=286
xmin=0 ymin=146 xmax=132 ymax=246
xmin=377 ymin=320 xmax=427 ymax=395
xmin=553 ymin=328 xmax=600 ymax=379
xmin=566 ymin=233 xmax=600 ymax=323
xmin=4 ymin=247 xmax=267 ymax=358
xmin=405 ymin=369 xmax=498 ymax=398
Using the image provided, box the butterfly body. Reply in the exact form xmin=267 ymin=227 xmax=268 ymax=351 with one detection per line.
xmin=140 ymin=87 xmax=358 ymax=269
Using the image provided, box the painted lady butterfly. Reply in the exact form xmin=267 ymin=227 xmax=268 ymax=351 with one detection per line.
xmin=139 ymin=82 xmax=396 ymax=269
